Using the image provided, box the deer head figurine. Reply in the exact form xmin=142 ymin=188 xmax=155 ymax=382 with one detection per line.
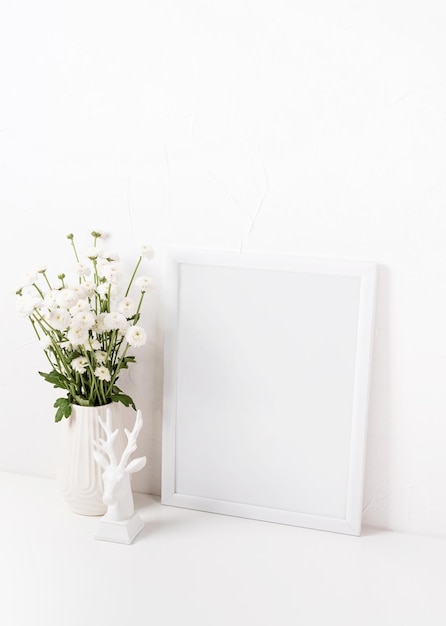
xmin=92 ymin=408 xmax=146 ymax=522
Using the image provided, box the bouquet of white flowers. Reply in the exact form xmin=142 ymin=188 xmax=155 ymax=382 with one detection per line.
xmin=16 ymin=230 xmax=153 ymax=422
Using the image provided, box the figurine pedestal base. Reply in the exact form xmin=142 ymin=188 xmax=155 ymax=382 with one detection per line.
xmin=95 ymin=513 xmax=145 ymax=545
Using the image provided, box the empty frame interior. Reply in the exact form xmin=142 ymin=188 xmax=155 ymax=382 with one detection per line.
xmin=162 ymin=249 xmax=376 ymax=535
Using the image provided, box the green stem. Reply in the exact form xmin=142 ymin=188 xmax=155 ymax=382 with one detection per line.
xmin=133 ymin=291 xmax=146 ymax=323
xmin=33 ymin=314 xmax=72 ymax=380
xmin=125 ymin=256 xmax=142 ymax=297
xmin=68 ymin=234 xmax=80 ymax=264
xmin=32 ymin=283 xmax=45 ymax=299
xmin=40 ymin=271 xmax=53 ymax=291
xmin=29 ymin=317 xmax=42 ymax=341
xmin=106 ymin=342 xmax=130 ymax=394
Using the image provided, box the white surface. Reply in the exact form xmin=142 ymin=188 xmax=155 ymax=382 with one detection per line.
xmin=1 ymin=471 xmax=446 ymax=626
xmin=1 ymin=0 xmax=446 ymax=537
xmin=162 ymin=249 xmax=376 ymax=535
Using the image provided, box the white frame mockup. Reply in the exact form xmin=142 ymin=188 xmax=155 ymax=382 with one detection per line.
xmin=161 ymin=248 xmax=377 ymax=535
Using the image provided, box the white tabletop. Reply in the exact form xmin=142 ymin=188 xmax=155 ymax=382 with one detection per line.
xmin=1 ymin=471 xmax=445 ymax=626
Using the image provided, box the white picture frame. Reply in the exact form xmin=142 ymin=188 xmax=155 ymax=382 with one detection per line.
xmin=161 ymin=248 xmax=377 ymax=535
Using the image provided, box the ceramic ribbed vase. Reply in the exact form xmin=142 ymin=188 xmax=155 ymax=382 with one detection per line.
xmin=56 ymin=403 xmax=126 ymax=516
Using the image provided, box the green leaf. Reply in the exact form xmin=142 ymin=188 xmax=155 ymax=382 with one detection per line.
xmin=110 ymin=393 xmax=136 ymax=410
xmin=39 ymin=370 xmax=71 ymax=391
xmin=118 ymin=356 xmax=136 ymax=371
xmin=54 ymin=397 xmax=72 ymax=422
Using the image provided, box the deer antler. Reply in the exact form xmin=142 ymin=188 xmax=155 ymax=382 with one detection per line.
xmin=92 ymin=408 xmax=119 ymax=468
xmin=118 ymin=410 xmax=144 ymax=470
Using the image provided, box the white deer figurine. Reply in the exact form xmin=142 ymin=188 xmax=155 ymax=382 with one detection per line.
xmin=92 ymin=408 xmax=147 ymax=544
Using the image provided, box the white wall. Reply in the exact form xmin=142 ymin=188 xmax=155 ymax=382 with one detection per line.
xmin=1 ymin=0 xmax=446 ymax=537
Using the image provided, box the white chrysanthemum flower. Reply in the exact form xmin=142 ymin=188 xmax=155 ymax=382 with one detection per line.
xmin=70 ymin=285 xmax=88 ymax=301
xmin=67 ymin=326 xmax=89 ymax=347
xmin=125 ymin=325 xmax=147 ymax=347
xmin=71 ymin=356 xmax=88 ymax=374
xmin=49 ymin=309 xmax=72 ymax=331
xmin=56 ymin=288 xmax=78 ymax=309
xmin=69 ymin=298 xmax=91 ymax=315
xmin=43 ymin=290 xmax=59 ymax=309
xmin=94 ymin=365 xmax=111 ymax=381
xmin=40 ymin=307 xmax=51 ymax=320
xmin=89 ymin=339 xmax=101 ymax=351
xmin=87 ymin=247 xmax=102 ymax=260
xmin=96 ymin=282 xmax=111 ymax=298
xmin=94 ymin=350 xmax=107 ymax=364
xmin=98 ymin=261 xmax=120 ymax=284
xmin=72 ymin=310 xmax=95 ymax=329
xmin=16 ymin=294 xmax=43 ymax=316
xmin=76 ymin=263 xmax=91 ymax=277
xmin=22 ymin=270 xmax=40 ymax=286
xmin=135 ymin=276 xmax=153 ymax=292
xmin=118 ymin=297 xmax=135 ymax=317
xmin=93 ymin=313 xmax=108 ymax=333
xmin=104 ymin=311 xmax=129 ymax=331
xmin=140 ymin=245 xmax=154 ymax=260
xmin=71 ymin=356 xmax=89 ymax=374
xmin=117 ymin=327 xmax=127 ymax=338
xmin=82 ymin=281 xmax=96 ymax=297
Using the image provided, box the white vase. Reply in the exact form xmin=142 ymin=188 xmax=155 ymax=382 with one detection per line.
xmin=56 ymin=403 xmax=126 ymax=516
